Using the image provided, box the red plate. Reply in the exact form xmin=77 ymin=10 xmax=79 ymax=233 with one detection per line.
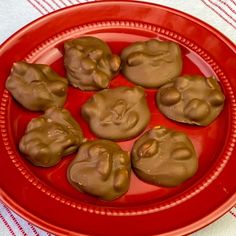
xmin=0 ymin=1 xmax=236 ymax=235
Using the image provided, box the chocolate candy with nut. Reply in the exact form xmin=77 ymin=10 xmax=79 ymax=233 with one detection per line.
xmin=121 ymin=39 xmax=182 ymax=88
xmin=64 ymin=36 xmax=121 ymax=90
xmin=132 ymin=126 xmax=198 ymax=187
xmin=156 ymin=75 xmax=225 ymax=126
xmin=81 ymin=86 xmax=150 ymax=140
xmin=19 ymin=107 xmax=84 ymax=167
xmin=67 ymin=140 xmax=131 ymax=200
xmin=6 ymin=61 xmax=68 ymax=111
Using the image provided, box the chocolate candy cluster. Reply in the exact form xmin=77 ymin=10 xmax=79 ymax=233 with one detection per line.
xmin=132 ymin=126 xmax=198 ymax=187
xmin=156 ymin=75 xmax=225 ymax=126
xmin=68 ymin=140 xmax=131 ymax=200
xmin=81 ymin=86 xmax=150 ymax=140
xmin=19 ymin=107 xmax=84 ymax=167
xmin=64 ymin=37 xmax=121 ymax=90
xmin=6 ymin=62 xmax=68 ymax=111
xmin=121 ymin=39 xmax=182 ymax=88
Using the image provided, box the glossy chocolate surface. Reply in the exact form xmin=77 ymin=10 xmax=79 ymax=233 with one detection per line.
xmin=121 ymin=39 xmax=182 ymax=88
xmin=67 ymin=140 xmax=131 ymax=200
xmin=64 ymin=36 xmax=121 ymax=90
xmin=81 ymin=86 xmax=151 ymax=140
xmin=6 ymin=61 xmax=68 ymax=111
xmin=132 ymin=126 xmax=198 ymax=187
xmin=156 ymin=75 xmax=225 ymax=126
xmin=19 ymin=107 xmax=84 ymax=167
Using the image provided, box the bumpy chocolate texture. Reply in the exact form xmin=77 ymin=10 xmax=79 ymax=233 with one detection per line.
xmin=19 ymin=107 xmax=84 ymax=167
xmin=132 ymin=126 xmax=198 ymax=187
xmin=6 ymin=61 xmax=68 ymax=111
xmin=156 ymin=75 xmax=225 ymax=126
xmin=64 ymin=36 xmax=121 ymax=90
xmin=121 ymin=39 xmax=182 ymax=88
xmin=81 ymin=86 xmax=151 ymax=140
xmin=67 ymin=140 xmax=131 ymax=200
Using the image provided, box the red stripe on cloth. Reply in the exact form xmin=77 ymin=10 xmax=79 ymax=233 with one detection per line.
xmin=230 ymin=210 xmax=236 ymax=218
xmin=76 ymin=0 xmax=85 ymax=3
xmin=0 ymin=212 xmax=16 ymax=236
xmin=51 ymin=0 xmax=62 ymax=8
xmin=27 ymin=0 xmax=45 ymax=15
xmin=218 ymin=0 xmax=236 ymax=14
xmin=230 ymin=0 xmax=236 ymax=6
xmin=201 ymin=0 xmax=236 ymax=29
xmin=207 ymin=0 xmax=236 ymax=23
xmin=3 ymin=204 xmax=28 ymax=236
xmin=28 ymin=222 xmax=40 ymax=236
xmin=67 ymin=0 xmax=75 ymax=4
xmin=33 ymin=0 xmax=50 ymax=13
xmin=41 ymin=0 xmax=56 ymax=11
xmin=58 ymin=0 xmax=68 ymax=7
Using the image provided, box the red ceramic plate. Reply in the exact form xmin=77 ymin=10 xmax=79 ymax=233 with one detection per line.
xmin=0 ymin=1 xmax=236 ymax=236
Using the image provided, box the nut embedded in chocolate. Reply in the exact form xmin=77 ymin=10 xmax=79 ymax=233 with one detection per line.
xmin=19 ymin=107 xmax=84 ymax=167
xmin=81 ymin=86 xmax=151 ymax=140
xmin=121 ymin=39 xmax=182 ymax=88
xmin=6 ymin=61 xmax=68 ymax=111
xmin=67 ymin=140 xmax=131 ymax=201
xmin=156 ymin=75 xmax=225 ymax=126
xmin=64 ymin=36 xmax=121 ymax=90
xmin=132 ymin=126 xmax=198 ymax=187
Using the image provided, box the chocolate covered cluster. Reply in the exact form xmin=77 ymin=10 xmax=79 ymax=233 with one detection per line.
xmin=64 ymin=37 xmax=121 ymax=90
xmin=156 ymin=75 xmax=225 ymax=126
xmin=67 ymin=140 xmax=131 ymax=200
xmin=81 ymin=86 xmax=150 ymax=140
xmin=121 ymin=39 xmax=182 ymax=88
xmin=19 ymin=107 xmax=84 ymax=167
xmin=6 ymin=62 xmax=68 ymax=111
xmin=132 ymin=126 xmax=198 ymax=187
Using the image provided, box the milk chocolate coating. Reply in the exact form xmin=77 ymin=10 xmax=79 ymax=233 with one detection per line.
xmin=156 ymin=75 xmax=225 ymax=126
xmin=6 ymin=61 xmax=68 ymax=111
xmin=121 ymin=39 xmax=182 ymax=88
xmin=19 ymin=107 xmax=84 ymax=167
xmin=64 ymin=36 xmax=121 ymax=90
xmin=81 ymin=86 xmax=151 ymax=140
xmin=132 ymin=126 xmax=198 ymax=187
xmin=67 ymin=140 xmax=131 ymax=200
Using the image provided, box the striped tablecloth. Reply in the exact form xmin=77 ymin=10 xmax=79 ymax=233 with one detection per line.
xmin=0 ymin=0 xmax=236 ymax=235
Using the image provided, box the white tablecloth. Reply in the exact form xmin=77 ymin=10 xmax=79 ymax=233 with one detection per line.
xmin=0 ymin=0 xmax=236 ymax=235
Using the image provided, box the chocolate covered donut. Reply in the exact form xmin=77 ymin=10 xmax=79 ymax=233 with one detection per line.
xmin=81 ymin=86 xmax=151 ymax=140
xmin=121 ymin=39 xmax=182 ymax=88
xmin=64 ymin=36 xmax=121 ymax=90
xmin=6 ymin=61 xmax=68 ymax=111
xmin=132 ymin=126 xmax=198 ymax=187
xmin=67 ymin=140 xmax=131 ymax=200
xmin=156 ymin=75 xmax=225 ymax=126
xmin=19 ymin=107 xmax=84 ymax=167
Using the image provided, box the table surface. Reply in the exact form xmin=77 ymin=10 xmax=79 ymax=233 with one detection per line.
xmin=0 ymin=0 xmax=235 ymax=235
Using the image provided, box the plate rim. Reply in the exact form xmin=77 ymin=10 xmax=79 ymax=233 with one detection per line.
xmin=1 ymin=189 xmax=236 ymax=236
xmin=0 ymin=1 xmax=236 ymax=236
